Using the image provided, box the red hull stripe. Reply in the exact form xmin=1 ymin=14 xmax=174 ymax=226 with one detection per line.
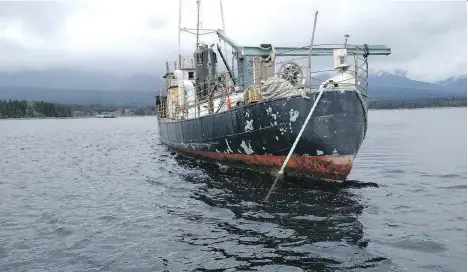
xmin=170 ymin=146 xmax=355 ymax=181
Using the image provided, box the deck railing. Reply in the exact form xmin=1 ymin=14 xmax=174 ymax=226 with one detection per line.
xmin=159 ymin=44 xmax=374 ymax=122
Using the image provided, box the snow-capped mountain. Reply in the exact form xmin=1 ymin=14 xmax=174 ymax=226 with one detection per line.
xmin=436 ymin=74 xmax=467 ymax=93
xmin=368 ymin=70 xmax=466 ymax=100
xmin=368 ymin=69 xmax=441 ymax=91
xmin=370 ymin=68 xmax=408 ymax=77
xmin=311 ymin=69 xmax=466 ymax=100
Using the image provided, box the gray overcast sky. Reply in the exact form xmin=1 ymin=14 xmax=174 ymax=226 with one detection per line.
xmin=0 ymin=0 xmax=466 ymax=82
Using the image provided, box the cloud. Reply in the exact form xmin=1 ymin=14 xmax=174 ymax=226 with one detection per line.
xmin=0 ymin=0 xmax=466 ymax=82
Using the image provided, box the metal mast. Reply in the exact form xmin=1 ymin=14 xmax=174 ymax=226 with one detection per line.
xmin=219 ymin=0 xmax=226 ymax=32
xmin=196 ymin=0 xmax=200 ymax=49
xmin=178 ymin=0 xmax=182 ymax=68
xmin=307 ymin=11 xmax=318 ymax=90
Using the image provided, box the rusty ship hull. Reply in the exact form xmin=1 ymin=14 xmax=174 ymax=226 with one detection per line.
xmin=158 ymin=90 xmax=366 ymax=181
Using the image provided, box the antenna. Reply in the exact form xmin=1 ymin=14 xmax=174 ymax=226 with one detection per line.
xmin=196 ymin=0 xmax=201 ymax=49
xmin=220 ymin=0 xmax=226 ymax=33
xmin=307 ymin=11 xmax=318 ymax=89
xmin=219 ymin=0 xmax=228 ymax=73
xmin=344 ymin=34 xmax=350 ymax=48
xmin=178 ymin=0 xmax=182 ymax=68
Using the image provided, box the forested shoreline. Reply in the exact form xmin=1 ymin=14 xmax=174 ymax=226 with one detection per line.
xmin=0 ymin=100 xmax=73 ymax=118
xmin=368 ymin=97 xmax=466 ymax=109
xmin=0 ymin=100 xmax=155 ymax=119
xmin=0 ymin=97 xmax=466 ymax=119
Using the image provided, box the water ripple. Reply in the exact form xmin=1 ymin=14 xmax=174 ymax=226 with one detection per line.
xmin=0 ymin=109 xmax=466 ymax=272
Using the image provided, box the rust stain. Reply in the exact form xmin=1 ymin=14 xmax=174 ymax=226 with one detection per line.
xmin=171 ymin=147 xmax=354 ymax=181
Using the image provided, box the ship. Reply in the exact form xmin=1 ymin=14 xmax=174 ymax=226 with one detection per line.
xmin=155 ymin=0 xmax=391 ymax=182
xmin=96 ymin=112 xmax=116 ymax=118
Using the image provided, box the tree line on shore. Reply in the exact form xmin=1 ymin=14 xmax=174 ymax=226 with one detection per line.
xmin=0 ymin=100 xmax=155 ymax=119
xmin=368 ymin=97 xmax=466 ymax=109
xmin=0 ymin=100 xmax=72 ymax=118
xmin=0 ymin=97 xmax=466 ymax=119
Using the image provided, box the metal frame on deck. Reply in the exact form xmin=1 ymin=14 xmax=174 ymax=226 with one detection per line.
xmin=215 ymin=29 xmax=391 ymax=57
xmin=213 ymin=29 xmax=391 ymax=89
xmin=242 ymin=45 xmax=391 ymax=57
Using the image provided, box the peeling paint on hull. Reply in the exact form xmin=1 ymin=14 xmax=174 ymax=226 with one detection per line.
xmin=158 ymin=91 xmax=366 ymax=182
xmin=168 ymin=144 xmax=355 ymax=181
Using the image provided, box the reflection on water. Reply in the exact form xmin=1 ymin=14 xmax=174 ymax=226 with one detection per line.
xmin=172 ymin=155 xmax=397 ymax=271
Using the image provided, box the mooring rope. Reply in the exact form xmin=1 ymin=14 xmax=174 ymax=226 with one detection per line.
xmin=355 ymin=89 xmax=368 ymax=139
xmin=264 ymin=85 xmax=325 ymax=202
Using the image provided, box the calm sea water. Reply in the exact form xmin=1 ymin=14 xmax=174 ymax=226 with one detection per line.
xmin=0 ymin=107 xmax=466 ymax=272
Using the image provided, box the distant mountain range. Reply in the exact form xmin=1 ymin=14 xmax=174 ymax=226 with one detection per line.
xmin=0 ymin=69 xmax=166 ymax=107
xmin=311 ymin=70 xmax=466 ymax=100
xmin=0 ymin=69 xmax=165 ymax=92
xmin=0 ymin=69 xmax=465 ymax=107
xmin=368 ymin=71 xmax=466 ymax=100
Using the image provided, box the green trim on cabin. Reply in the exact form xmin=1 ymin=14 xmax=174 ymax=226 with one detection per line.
xmin=241 ymin=45 xmax=391 ymax=57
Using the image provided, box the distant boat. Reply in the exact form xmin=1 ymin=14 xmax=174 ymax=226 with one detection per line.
xmin=96 ymin=112 xmax=116 ymax=118
xmin=155 ymin=0 xmax=391 ymax=182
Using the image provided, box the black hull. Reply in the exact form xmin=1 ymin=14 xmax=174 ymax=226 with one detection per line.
xmin=158 ymin=90 xmax=366 ymax=181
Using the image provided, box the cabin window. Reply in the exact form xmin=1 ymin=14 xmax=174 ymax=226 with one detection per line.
xmin=197 ymin=53 xmax=203 ymax=64
xmin=339 ymin=56 xmax=346 ymax=65
xmin=188 ymin=71 xmax=194 ymax=79
xmin=212 ymin=53 xmax=217 ymax=64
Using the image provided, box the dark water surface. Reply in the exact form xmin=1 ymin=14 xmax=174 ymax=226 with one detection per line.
xmin=0 ymin=108 xmax=466 ymax=272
